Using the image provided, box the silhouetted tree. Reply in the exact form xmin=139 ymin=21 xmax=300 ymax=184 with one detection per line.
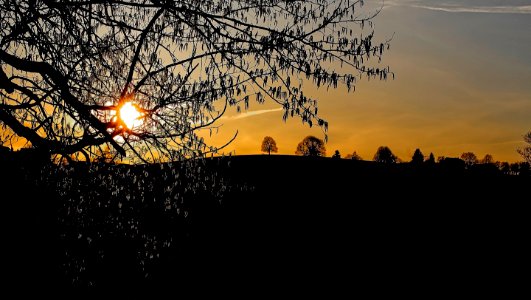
xmin=480 ymin=154 xmax=494 ymax=164
xmin=411 ymin=148 xmax=424 ymax=164
xmin=261 ymin=136 xmax=278 ymax=155
xmin=426 ymin=153 xmax=436 ymax=164
xmin=346 ymin=151 xmax=363 ymax=161
xmin=373 ymin=146 xmax=397 ymax=164
xmin=295 ymin=136 xmax=326 ymax=157
xmin=332 ymin=150 xmax=341 ymax=159
xmin=460 ymin=152 xmax=478 ymax=167
xmin=0 ymin=1 xmax=391 ymax=163
xmin=517 ymin=131 xmax=531 ymax=163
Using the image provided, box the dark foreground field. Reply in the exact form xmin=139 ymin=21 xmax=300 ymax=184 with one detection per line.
xmin=0 ymin=154 xmax=528 ymax=294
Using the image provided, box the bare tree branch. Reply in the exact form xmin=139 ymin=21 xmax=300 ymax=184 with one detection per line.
xmin=0 ymin=0 xmax=391 ymax=162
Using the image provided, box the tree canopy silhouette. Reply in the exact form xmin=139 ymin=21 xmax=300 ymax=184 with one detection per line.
xmin=517 ymin=131 xmax=531 ymax=163
xmin=373 ymin=146 xmax=397 ymax=164
xmin=261 ymin=136 xmax=278 ymax=155
xmin=426 ymin=152 xmax=435 ymax=165
xmin=411 ymin=148 xmax=424 ymax=164
xmin=295 ymin=135 xmax=326 ymax=157
xmin=0 ymin=0 xmax=391 ymax=162
xmin=460 ymin=152 xmax=478 ymax=167
xmin=481 ymin=154 xmax=494 ymax=164
xmin=332 ymin=150 xmax=341 ymax=159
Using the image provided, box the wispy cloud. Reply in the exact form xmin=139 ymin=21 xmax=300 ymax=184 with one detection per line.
xmin=412 ymin=4 xmax=531 ymax=14
xmin=222 ymin=108 xmax=283 ymax=121
xmin=384 ymin=0 xmax=531 ymax=14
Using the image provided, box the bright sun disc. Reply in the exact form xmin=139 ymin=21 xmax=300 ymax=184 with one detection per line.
xmin=119 ymin=102 xmax=142 ymax=129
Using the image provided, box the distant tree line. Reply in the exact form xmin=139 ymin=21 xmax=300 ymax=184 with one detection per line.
xmin=3 ymin=131 xmax=530 ymax=176
xmin=254 ymin=132 xmax=531 ymax=175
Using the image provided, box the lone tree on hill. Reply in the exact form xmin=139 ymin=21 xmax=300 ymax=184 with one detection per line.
xmin=332 ymin=150 xmax=341 ymax=159
xmin=0 ymin=1 xmax=391 ymax=163
xmin=373 ymin=146 xmax=397 ymax=164
xmin=261 ymin=136 xmax=278 ymax=155
xmin=411 ymin=148 xmax=424 ymax=164
xmin=517 ymin=131 xmax=531 ymax=163
xmin=295 ymin=136 xmax=326 ymax=157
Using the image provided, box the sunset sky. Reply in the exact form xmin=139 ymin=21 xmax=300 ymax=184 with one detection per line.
xmin=203 ymin=0 xmax=531 ymax=162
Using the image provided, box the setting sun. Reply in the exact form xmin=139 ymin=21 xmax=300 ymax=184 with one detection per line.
xmin=119 ymin=102 xmax=142 ymax=130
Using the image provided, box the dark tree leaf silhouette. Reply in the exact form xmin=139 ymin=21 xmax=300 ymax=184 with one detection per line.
xmin=517 ymin=131 xmax=531 ymax=163
xmin=373 ymin=146 xmax=397 ymax=164
xmin=0 ymin=0 xmax=391 ymax=162
xmin=261 ymin=136 xmax=278 ymax=155
xmin=295 ymin=136 xmax=326 ymax=157
xmin=460 ymin=152 xmax=478 ymax=167
xmin=411 ymin=148 xmax=424 ymax=164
